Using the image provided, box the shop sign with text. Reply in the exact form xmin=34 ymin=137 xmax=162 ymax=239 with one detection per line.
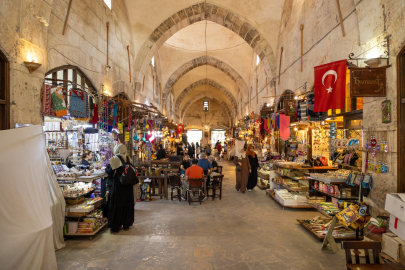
xmin=350 ymin=67 xmax=386 ymax=97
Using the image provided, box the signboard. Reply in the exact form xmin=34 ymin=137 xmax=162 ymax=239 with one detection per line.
xmin=350 ymin=67 xmax=386 ymax=97
xmin=118 ymin=123 xmax=123 ymax=133
xmin=284 ymin=99 xmax=296 ymax=116
xmin=125 ymin=131 xmax=130 ymax=141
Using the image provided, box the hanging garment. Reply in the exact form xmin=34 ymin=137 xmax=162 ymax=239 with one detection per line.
xmin=51 ymin=86 xmax=68 ymax=117
xmin=112 ymin=103 xmax=117 ymax=129
xmin=128 ymin=107 xmax=132 ymax=131
xmin=307 ymin=93 xmax=327 ymax=121
xmin=297 ymin=101 xmax=302 ymax=120
xmin=69 ymin=90 xmax=89 ymax=119
xmin=41 ymin=84 xmax=57 ymax=117
xmin=279 ymin=114 xmax=290 ymax=140
xmin=89 ymin=104 xmax=98 ymax=124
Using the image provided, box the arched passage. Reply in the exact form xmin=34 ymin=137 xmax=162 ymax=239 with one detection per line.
xmin=174 ymin=78 xmax=237 ymax=116
xmin=162 ymin=56 xmax=249 ymax=102
xmin=134 ymin=2 xmax=276 ymax=86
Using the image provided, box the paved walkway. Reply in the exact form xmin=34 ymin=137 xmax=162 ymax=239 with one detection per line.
xmin=56 ymin=160 xmax=347 ymax=270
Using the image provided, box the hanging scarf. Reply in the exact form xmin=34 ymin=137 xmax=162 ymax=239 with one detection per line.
xmin=41 ymin=84 xmax=56 ymax=117
xmin=128 ymin=107 xmax=132 ymax=131
xmin=69 ymin=90 xmax=89 ymax=119
xmin=89 ymin=103 xmax=98 ymax=124
xmin=51 ymin=86 xmax=67 ymax=117
xmin=112 ymin=103 xmax=117 ymax=129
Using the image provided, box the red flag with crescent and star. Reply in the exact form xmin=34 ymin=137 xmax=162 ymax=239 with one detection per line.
xmin=314 ymin=60 xmax=347 ymax=112
xmin=177 ymin=124 xmax=184 ymax=138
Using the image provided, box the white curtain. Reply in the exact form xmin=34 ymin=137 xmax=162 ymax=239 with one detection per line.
xmin=0 ymin=125 xmax=64 ymax=270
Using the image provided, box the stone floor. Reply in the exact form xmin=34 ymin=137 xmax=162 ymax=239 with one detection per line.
xmin=56 ymin=160 xmax=347 ymax=270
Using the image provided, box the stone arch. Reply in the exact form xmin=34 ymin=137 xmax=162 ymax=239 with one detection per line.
xmin=174 ymin=78 xmax=237 ymax=116
xmin=180 ymin=94 xmax=232 ymax=123
xmin=134 ymin=2 xmax=276 ymax=87
xmin=275 ymin=89 xmax=295 ymax=112
xmin=162 ymin=56 xmax=249 ymax=102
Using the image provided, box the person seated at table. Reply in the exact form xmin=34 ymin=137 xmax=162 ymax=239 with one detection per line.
xmin=181 ymin=159 xmax=204 ymax=201
xmin=208 ymin=156 xmax=219 ymax=176
xmin=198 ymin=153 xmax=212 ymax=192
xmin=156 ymin=145 xmax=167 ymax=160
xmin=180 ymin=154 xmax=191 ymax=175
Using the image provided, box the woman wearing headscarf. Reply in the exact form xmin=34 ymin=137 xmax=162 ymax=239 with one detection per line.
xmin=105 ymin=144 xmax=134 ymax=232
xmin=246 ymin=145 xmax=259 ymax=191
xmin=100 ymin=148 xmax=113 ymax=218
xmin=233 ymin=148 xmax=251 ymax=194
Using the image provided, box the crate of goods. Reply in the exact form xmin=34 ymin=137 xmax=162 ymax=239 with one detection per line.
xmin=66 ymin=196 xmax=84 ymax=205
xmin=258 ymin=171 xmax=270 ymax=180
xmin=294 ymin=195 xmax=309 ymax=205
xmin=306 ymin=196 xmax=327 ymax=204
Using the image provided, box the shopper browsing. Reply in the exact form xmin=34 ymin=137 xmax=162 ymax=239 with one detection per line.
xmin=106 ymin=144 xmax=135 ymax=233
xmin=246 ymin=145 xmax=259 ymax=191
xmin=156 ymin=145 xmax=167 ymax=160
xmin=205 ymin=145 xmax=212 ymax=156
xmin=233 ymin=148 xmax=251 ymax=194
xmin=100 ymin=148 xmax=113 ymax=218
xmin=81 ymin=150 xmax=93 ymax=167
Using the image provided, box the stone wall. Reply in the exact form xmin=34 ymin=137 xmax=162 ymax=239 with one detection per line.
xmin=183 ymin=98 xmax=231 ymax=129
xmin=274 ymin=0 xmax=405 ymax=213
xmin=0 ymin=0 xmax=166 ymax=128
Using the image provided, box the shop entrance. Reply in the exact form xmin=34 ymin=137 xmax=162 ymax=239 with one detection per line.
xmin=398 ymin=46 xmax=405 ymax=192
xmin=187 ymin=129 xmax=202 ymax=146
xmin=211 ymin=130 xmax=226 ymax=146
xmin=0 ymin=50 xmax=9 ymax=130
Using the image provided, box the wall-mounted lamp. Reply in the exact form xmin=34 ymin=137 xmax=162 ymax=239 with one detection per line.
xmin=24 ymin=53 xmax=41 ymax=73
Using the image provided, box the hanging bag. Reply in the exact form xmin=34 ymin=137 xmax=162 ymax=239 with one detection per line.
xmin=116 ymin=155 xmax=139 ymax=185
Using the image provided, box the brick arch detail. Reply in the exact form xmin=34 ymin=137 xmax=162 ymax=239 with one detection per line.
xmin=174 ymin=78 xmax=237 ymax=117
xmin=162 ymin=56 xmax=248 ymax=102
xmin=181 ymin=94 xmax=232 ymax=124
xmin=134 ymin=2 xmax=275 ymax=88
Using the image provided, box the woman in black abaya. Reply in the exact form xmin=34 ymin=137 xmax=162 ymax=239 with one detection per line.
xmin=105 ymin=144 xmax=134 ymax=232
xmin=246 ymin=144 xmax=259 ymax=191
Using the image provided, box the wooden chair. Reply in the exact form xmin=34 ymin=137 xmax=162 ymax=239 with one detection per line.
xmin=169 ymin=174 xmax=182 ymax=202
xmin=217 ymin=166 xmax=223 ymax=174
xmin=341 ymin=241 xmax=381 ymax=269
xmin=207 ymin=174 xmax=224 ymax=201
xmin=187 ymin=178 xmax=204 ymax=205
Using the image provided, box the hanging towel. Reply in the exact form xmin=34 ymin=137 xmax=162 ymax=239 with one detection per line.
xmin=112 ymin=103 xmax=117 ymax=128
xmin=264 ymin=118 xmax=268 ymax=132
xmin=69 ymin=90 xmax=89 ymax=119
xmin=276 ymin=114 xmax=280 ymax=130
xmin=41 ymin=84 xmax=56 ymax=117
xmin=51 ymin=86 xmax=68 ymax=117
xmin=279 ymin=114 xmax=290 ymax=141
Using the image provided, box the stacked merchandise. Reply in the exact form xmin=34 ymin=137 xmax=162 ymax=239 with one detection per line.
xmin=60 ymin=182 xmax=94 ymax=198
xmin=297 ymin=216 xmax=358 ymax=239
xmin=311 ymin=202 xmax=341 ymax=216
xmin=310 ymin=169 xmax=351 ymax=183
xmin=274 ymin=189 xmax=309 ymax=206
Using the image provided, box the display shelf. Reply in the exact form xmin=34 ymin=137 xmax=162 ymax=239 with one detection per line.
xmin=297 ymin=219 xmax=363 ymax=241
xmin=268 ymin=192 xmax=313 ymax=209
xmin=57 ymin=173 xmax=107 ymax=183
xmin=333 ymin=163 xmax=362 ymax=172
xmin=308 ymin=204 xmax=337 ymax=218
xmin=65 ymin=202 xmax=102 ymax=218
xmin=311 ymin=188 xmax=358 ymax=200
xmin=271 ymin=180 xmax=309 ymax=193
xmin=308 ymin=175 xmax=347 ymax=184
xmin=64 ymin=222 xmax=107 ymax=237
xmin=274 ymin=172 xmax=312 ymax=181
xmin=63 ymin=189 xmax=95 ymax=200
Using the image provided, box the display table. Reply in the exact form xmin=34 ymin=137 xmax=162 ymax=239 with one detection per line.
xmin=57 ymin=173 xmax=107 ymax=182
xmin=346 ymin=263 xmax=405 ymax=270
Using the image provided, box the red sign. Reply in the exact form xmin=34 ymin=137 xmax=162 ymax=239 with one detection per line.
xmin=314 ymin=60 xmax=346 ymax=112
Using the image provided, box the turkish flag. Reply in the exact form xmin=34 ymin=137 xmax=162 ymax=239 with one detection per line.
xmin=314 ymin=60 xmax=346 ymax=112
xmin=177 ymin=124 xmax=184 ymax=138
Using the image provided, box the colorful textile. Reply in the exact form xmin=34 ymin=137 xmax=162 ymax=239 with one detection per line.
xmin=41 ymin=84 xmax=56 ymax=117
xmin=69 ymin=90 xmax=89 ymax=119
xmin=128 ymin=107 xmax=132 ymax=131
xmin=279 ymin=114 xmax=290 ymax=141
xmin=89 ymin=104 xmax=98 ymax=124
xmin=50 ymin=86 xmax=68 ymax=117
xmin=112 ymin=103 xmax=117 ymax=129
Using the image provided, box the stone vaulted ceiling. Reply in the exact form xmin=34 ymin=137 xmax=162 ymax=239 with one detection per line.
xmin=124 ymin=0 xmax=285 ymax=123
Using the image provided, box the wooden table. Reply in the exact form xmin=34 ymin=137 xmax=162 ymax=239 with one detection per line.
xmin=347 ymin=263 xmax=405 ymax=270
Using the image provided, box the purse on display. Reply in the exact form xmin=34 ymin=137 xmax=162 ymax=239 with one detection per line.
xmin=354 ymin=174 xmax=363 ymax=186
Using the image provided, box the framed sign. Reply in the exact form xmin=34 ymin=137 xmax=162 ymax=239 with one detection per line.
xmin=284 ymin=99 xmax=296 ymax=116
xmin=350 ymin=67 xmax=386 ymax=97
xmin=381 ymin=100 xmax=391 ymax=123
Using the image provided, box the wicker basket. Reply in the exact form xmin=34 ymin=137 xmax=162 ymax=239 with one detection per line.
xmin=306 ymin=196 xmax=326 ymax=204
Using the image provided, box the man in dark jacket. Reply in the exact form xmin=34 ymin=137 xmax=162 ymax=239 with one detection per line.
xmin=156 ymin=145 xmax=166 ymax=160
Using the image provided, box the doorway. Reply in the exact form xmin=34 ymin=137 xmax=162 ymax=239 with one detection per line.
xmin=0 ymin=50 xmax=9 ymax=130
xmin=398 ymin=45 xmax=405 ymax=192
xmin=211 ymin=130 xmax=226 ymax=147
xmin=187 ymin=129 xmax=202 ymax=146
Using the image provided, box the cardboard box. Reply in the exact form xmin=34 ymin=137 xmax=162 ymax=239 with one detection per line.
xmin=385 ymin=194 xmax=405 ymax=222
xmin=390 ymin=214 xmax=405 ymax=242
xmin=382 ymin=233 xmax=405 ymax=262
